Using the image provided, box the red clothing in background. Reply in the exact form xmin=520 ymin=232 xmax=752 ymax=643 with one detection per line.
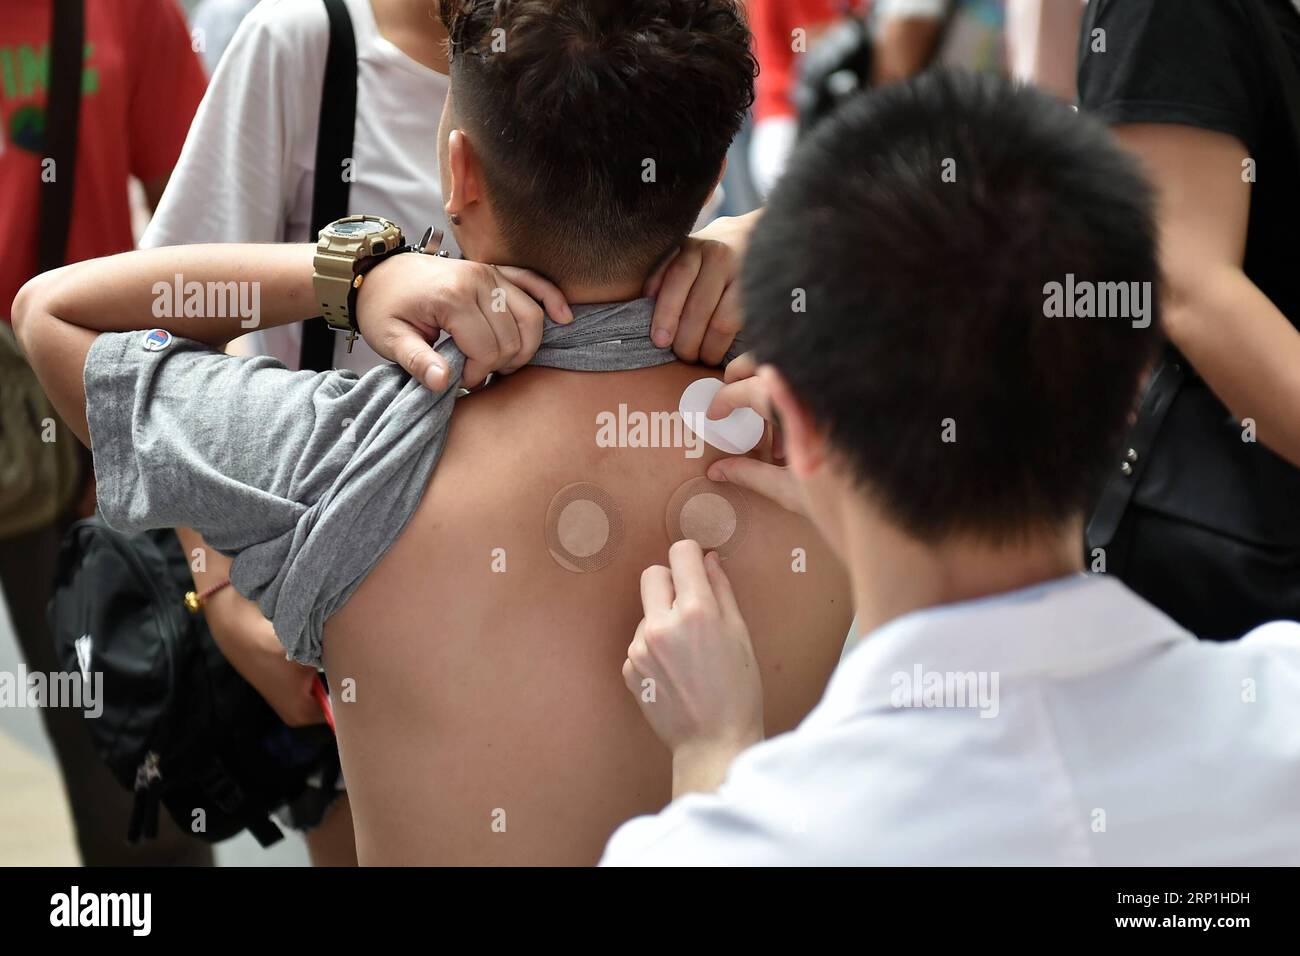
xmin=1 ymin=0 xmax=206 ymax=321
xmin=750 ymin=0 xmax=862 ymax=121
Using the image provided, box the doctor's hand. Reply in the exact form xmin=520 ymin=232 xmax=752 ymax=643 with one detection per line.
xmin=623 ymin=540 xmax=765 ymax=797
xmin=645 ymin=209 xmax=760 ymax=366
xmin=356 ymin=252 xmax=573 ymax=391
xmin=704 ymin=357 xmax=811 ymax=518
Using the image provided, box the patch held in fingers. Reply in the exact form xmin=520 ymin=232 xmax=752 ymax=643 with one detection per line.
xmin=546 ymin=482 xmax=625 ymax=573
xmin=678 ymin=377 xmax=765 ymax=455
xmin=665 ymin=476 xmax=750 ymax=559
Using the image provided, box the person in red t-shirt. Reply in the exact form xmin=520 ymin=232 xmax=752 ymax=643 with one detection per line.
xmin=747 ymin=0 xmax=867 ymax=196
xmin=0 ymin=0 xmax=205 ymax=318
xmin=0 ymin=0 xmax=206 ymax=865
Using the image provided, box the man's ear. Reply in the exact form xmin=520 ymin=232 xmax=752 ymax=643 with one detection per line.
xmin=445 ymin=128 xmax=484 ymax=221
xmin=758 ymin=364 xmax=826 ymax=478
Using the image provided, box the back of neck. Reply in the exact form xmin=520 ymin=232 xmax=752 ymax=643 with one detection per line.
xmin=560 ymin=276 xmax=647 ymax=306
xmin=841 ymin=507 xmax=1085 ymax=638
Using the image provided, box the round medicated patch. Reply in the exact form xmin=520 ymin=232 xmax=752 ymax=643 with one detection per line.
xmin=665 ymin=477 xmax=750 ymax=559
xmin=546 ymin=482 xmax=625 ymax=573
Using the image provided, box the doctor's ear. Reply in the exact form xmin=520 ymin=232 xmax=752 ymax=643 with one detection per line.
xmin=757 ymin=365 xmax=826 ymax=478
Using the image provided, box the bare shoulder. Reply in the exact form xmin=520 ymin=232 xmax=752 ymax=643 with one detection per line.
xmin=376 ymin=363 xmax=851 ymax=726
xmin=420 ymin=362 xmax=830 ymax=571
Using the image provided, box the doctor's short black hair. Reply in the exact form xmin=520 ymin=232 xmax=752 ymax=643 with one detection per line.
xmin=743 ymin=72 xmax=1162 ymax=545
xmin=438 ymin=0 xmax=755 ymax=286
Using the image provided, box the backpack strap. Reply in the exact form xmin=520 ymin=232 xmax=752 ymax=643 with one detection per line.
xmin=301 ymin=0 xmax=358 ymax=372
xmin=37 ymin=0 xmax=85 ymax=274
xmin=199 ymin=760 xmax=285 ymax=848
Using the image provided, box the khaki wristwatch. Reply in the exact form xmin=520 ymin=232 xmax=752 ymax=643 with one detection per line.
xmin=311 ymin=215 xmax=406 ymax=352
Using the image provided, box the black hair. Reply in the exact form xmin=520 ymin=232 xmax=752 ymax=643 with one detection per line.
xmin=743 ymin=72 xmax=1161 ymax=543
xmin=440 ymin=0 xmax=755 ymax=285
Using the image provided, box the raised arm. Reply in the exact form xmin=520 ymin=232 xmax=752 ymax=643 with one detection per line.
xmin=11 ymin=242 xmax=572 ymax=445
xmin=10 ymin=243 xmax=319 ymax=442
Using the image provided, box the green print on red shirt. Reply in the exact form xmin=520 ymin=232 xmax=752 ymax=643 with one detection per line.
xmin=0 ymin=42 xmax=98 ymax=156
xmin=0 ymin=0 xmax=207 ymax=324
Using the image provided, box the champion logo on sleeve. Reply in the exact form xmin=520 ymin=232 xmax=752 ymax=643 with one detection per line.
xmin=143 ymin=329 xmax=173 ymax=352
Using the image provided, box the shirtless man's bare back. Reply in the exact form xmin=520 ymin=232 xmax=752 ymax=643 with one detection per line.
xmin=328 ymin=360 xmax=852 ymax=864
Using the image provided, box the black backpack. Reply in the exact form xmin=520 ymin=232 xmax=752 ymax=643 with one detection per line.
xmin=48 ymin=520 xmax=338 ymax=847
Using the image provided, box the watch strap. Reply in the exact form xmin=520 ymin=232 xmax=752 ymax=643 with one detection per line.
xmin=312 ymin=250 xmax=360 ymax=332
xmin=345 ymin=243 xmax=421 ymax=322
xmin=343 ymin=227 xmax=453 ymax=323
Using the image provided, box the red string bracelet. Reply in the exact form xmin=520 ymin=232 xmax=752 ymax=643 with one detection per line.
xmin=183 ymin=579 xmax=233 ymax=614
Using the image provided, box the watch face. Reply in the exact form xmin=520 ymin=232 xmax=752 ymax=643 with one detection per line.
xmin=332 ymin=219 xmax=387 ymax=237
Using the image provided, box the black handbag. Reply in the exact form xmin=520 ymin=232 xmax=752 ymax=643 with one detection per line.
xmin=1085 ymin=0 xmax=1300 ymax=636
xmin=48 ymin=520 xmax=339 ymax=847
xmin=793 ymin=13 xmax=875 ymax=134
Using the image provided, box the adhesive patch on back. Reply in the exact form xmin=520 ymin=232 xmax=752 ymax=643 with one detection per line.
xmin=546 ymin=482 xmax=625 ymax=573
xmin=665 ymin=476 xmax=751 ymax=559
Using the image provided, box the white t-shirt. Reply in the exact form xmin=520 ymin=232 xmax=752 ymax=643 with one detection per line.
xmin=601 ymin=575 xmax=1300 ymax=865
xmin=141 ymin=0 xmax=455 ymax=373
xmin=190 ymin=0 xmax=260 ymax=75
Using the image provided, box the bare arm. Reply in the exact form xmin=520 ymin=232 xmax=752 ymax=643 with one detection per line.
xmin=1115 ymin=124 xmax=1300 ymax=468
xmin=872 ymin=16 xmax=945 ymax=85
xmin=1005 ymin=0 xmax=1084 ymax=101
xmin=10 ymin=243 xmax=318 ymax=443
xmin=10 ymin=242 xmax=572 ymax=447
xmin=175 ymin=527 xmax=324 ymax=727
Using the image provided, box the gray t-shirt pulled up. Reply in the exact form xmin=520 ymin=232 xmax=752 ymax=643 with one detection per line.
xmin=85 ymin=299 xmax=730 ymax=666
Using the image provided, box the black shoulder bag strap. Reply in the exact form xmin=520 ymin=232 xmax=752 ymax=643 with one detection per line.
xmin=301 ymin=0 xmax=358 ymax=372
xmin=1085 ymin=351 xmax=1186 ymax=551
xmin=37 ymin=0 xmax=85 ymax=274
